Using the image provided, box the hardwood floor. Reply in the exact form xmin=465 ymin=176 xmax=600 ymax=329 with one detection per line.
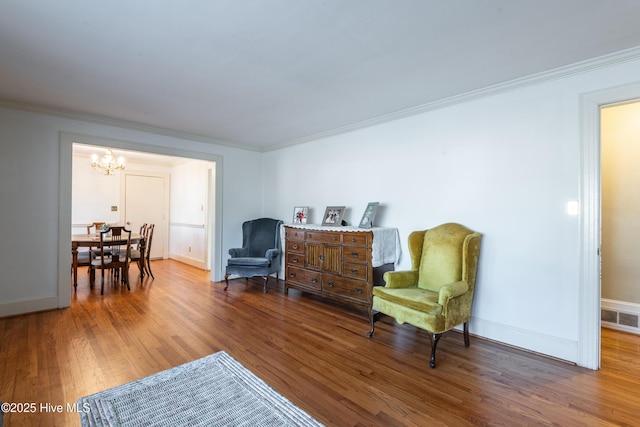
xmin=1 ymin=259 xmax=639 ymax=426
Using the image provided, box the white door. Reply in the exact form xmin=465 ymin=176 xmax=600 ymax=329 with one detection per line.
xmin=124 ymin=173 xmax=168 ymax=259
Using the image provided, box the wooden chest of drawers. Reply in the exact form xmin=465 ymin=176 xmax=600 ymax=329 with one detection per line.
xmin=284 ymin=225 xmax=395 ymax=313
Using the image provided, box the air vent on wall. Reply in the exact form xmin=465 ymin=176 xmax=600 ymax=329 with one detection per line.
xmin=601 ymin=308 xmax=640 ymax=331
xmin=619 ymin=312 xmax=639 ymax=328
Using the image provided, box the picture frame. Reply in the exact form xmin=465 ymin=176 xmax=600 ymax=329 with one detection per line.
xmin=358 ymin=202 xmax=379 ymax=229
xmin=292 ymin=206 xmax=309 ymax=224
xmin=321 ymin=206 xmax=345 ymax=226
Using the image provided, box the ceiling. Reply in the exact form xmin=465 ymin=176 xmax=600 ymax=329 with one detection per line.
xmin=3 ymin=1 xmax=640 ymax=151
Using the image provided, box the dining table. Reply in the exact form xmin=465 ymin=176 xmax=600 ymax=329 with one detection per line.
xmin=71 ymin=232 xmax=146 ymax=289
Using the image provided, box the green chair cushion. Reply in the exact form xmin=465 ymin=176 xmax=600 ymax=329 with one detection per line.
xmin=372 ymin=286 xmax=442 ymax=316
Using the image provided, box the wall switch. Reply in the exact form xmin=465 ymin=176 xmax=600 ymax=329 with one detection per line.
xmin=566 ymin=200 xmax=579 ymax=215
xmin=111 ymin=206 xmax=118 ymax=212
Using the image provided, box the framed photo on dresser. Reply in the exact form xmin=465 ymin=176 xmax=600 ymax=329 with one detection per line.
xmin=293 ymin=206 xmax=309 ymax=224
xmin=322 ymin=206 xmax=345 ymax=226
xmin=358 ymin=202 xmax=379 ymax=229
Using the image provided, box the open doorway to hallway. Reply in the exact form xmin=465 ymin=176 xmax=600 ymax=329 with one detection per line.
xmin=600 ymin=101 xmax=640 ymax=336
xmin=579 ymin=82 xmax=640 ymax=370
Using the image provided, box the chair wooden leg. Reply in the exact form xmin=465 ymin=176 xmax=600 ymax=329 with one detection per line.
xmin=368 ymin=313 xmax=376 ymax=338
xmin=224 ymin=274 xmax=230 ymax=291
xmin=137 ymin=259 xmax=144 ymax=279
xmin=124 ymin=267 xmax=130 ymax=291
xmin=463 ymin=322 xmax=470 ymax=347
xmin=367 ymin=311 xmax=383 ymax=338
xmin=430 ymin=333 xmax=442 ymax=368
xmin=145 ymin=258 xmax=154 ymax=279
xmin=100 ymin=270 xmax=105 ymax=295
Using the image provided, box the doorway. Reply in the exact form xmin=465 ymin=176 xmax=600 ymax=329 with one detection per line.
xmin=58 ymin=132 xmax=224 ymax=308
xmin=579 ymin=82 xmax=640 ymax=370
xmin=600 ymin=101 xmax=640 ymax=335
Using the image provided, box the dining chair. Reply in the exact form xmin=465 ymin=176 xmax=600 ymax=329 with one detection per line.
xmin=90 ymin=226 xmax=132 ymax=295
xmin=131 ymin=224 xmax=155 ymax=279
xmin=86 ymin=221 xmax=106 ymax=235
xmin=131 ymin=223 xmax=155 ymax=279
xmin=77 ymin=222 xmax=107 ymax=269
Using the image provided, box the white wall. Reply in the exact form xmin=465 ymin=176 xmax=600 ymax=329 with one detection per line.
xmin=263 ymin=56 xmax=640 ymax=363
xmin=0 ymin=107 xmax=263 ymax=317
xmin=169 ymin=159 xmax=211 ymax=269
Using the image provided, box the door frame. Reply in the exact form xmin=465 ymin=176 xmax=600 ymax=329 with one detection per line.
xmin=579 ymin=81 xmax=640 ymax=369
xmin=58 ymin=132 xmax=224 ymax=307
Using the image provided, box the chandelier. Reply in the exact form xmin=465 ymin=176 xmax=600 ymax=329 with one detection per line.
xmin=91 ymin=149 xmax=125 ymax=176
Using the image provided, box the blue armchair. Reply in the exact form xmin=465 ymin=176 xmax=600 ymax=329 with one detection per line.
xmin=224 ymin=218 xmax=283 ymax=293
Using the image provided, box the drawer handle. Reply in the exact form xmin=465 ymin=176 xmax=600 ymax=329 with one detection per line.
xmin=292 ymin=257 xmax=299 ymax=263
xmin=312 ymin=278 xmax=318 ymax=284
xmin=292 ymin=244 xmax=299 ymax=250
xmin=327 ymin=281 xmax=334 ymax=287
xmin=333 ymin=236 xmax=338 ymax=241
xmin=351 ymin=269 xmax=359 ymax=274
xmin=289 ymin=272 xmax=296 ymax=278
xmin=351 ymin=252 xmax=359 ymax=258
xmin=355 ymin=287 xmax=363 ymax=294
xmin=352 ymin=237 xmax=357 ymax=243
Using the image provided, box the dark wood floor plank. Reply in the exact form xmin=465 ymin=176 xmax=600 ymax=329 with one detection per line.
xmin=1 ymin=259 xmax=640 ymax=426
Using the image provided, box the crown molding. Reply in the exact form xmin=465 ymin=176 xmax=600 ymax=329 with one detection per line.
xmin=267 ymin=46 xmax=640 ymax=151
xmin=0 ymin=99 xmax=263 ymax=152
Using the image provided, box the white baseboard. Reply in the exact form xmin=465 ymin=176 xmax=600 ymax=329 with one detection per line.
xmin=0 ymin=296 xmax=60 ymax=318
xmin=601 ymin=299 xmax=640 ymax=335
xmin=470 ymin=317 xmax=578 ymax=364
xmin=169 ymin=253 xmax=206 ymax=270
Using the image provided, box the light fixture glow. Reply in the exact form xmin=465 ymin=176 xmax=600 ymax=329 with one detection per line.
xmin=91 ymin=149 xmax=125 ymax=176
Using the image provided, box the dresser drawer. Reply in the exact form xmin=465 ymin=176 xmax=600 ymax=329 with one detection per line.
xmin=286 ymin=240 xmax=304 ymax=253
xmin=285 ymin=228 xmax=305 ymax=241
xmin=286 ymin=266 xmax=321 ymax=290
xmin=342 ymin=262 xmax=368 ymax=281
xmin=305 ymin=231 xmax=341 ymax=244
xmin=286 ymin=252 xmax=304 ymax=266
xmin=342 ymin=246 xmax=368 ymax=264
xmin=323 ymin=274 xmax=368 ymax=302
xmin=343 ymin=233 xmax=371 ymax=247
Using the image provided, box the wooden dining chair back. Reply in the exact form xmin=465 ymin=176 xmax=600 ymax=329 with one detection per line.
xmin=78 ymin=222 xmax=106 ymax=268
xmin=86 ymin=221 xmax=106 ymax=235
xmin=131 ymin=223 xmax=155 ymax=279
xmin=90 ymin=226 xmax=132 ymax=295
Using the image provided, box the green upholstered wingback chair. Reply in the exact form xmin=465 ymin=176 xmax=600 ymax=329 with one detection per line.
xmin=368 ymin=223 xmax=481 ymax=368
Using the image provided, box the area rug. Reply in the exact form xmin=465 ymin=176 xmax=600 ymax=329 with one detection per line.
xmin=78 ymin=351 xmax=324 ymax=427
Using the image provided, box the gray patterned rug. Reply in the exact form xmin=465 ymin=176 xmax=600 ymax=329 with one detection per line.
xmin=78 ymin=351 xmax=323 ymax=427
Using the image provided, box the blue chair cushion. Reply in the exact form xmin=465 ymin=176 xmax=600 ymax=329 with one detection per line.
xmin=227 ymin=257 xmax=270 ymax=267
